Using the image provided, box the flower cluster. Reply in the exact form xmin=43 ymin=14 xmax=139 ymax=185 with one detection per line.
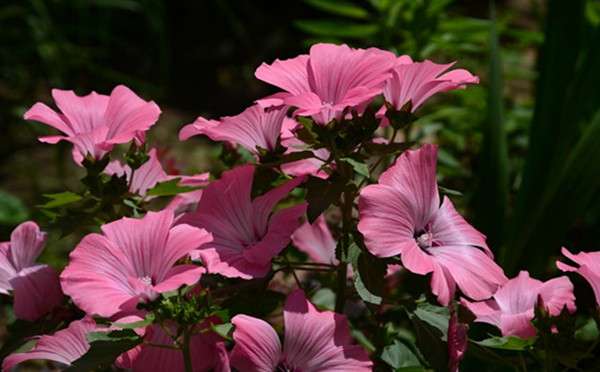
xmin=1 ymin=43 xmax=597 ymax=372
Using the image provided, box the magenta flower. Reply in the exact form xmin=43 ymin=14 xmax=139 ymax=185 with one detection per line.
xmin=557 ymin=247 xmax=600 ymax=307
xmin=24 ymin=85 xmax=161 ymax=164
xmin=0 ymin=221 xmax=63 ymax=321
xmin=179 ymin=104 xmax=288 ymax=154
xmin=231 ymin=290 xmax=372 ymax=371
xmin=179 ymin=165 xmax=306 ymax=279
xmin=116 ymin=321 xmax=229 ymax=372
xmin=3 ymin=317 xmax=96 ymax=370
xmin=60 ymin=210 xmax=212 ymax=318
xmin=462 ymin=271 xmax=576 ymax=338
xmin=358 ymin=144 xmax=506 ymax=305
xmin=292 ymin=214 xmax=337 ymax=265
xmin=255 ymin=43 xmax=395 ymax=124
xmin=383 ymin=57 xmax=479 ymax=112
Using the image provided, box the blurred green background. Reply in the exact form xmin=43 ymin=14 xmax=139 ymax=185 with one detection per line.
xmin=0 ymin=0 xmax=599 ymax=277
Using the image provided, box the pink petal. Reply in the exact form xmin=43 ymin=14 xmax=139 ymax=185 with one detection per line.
xmin=499 ymin=312 xmax=537 ymax=338
xmin=448 ymin=309 xmax=468 ymax=372
xmin=3 ymin=317 xmax=96 ymax=370
xmin=292 ymin=214 xmax=337 ymax=264
xmin=460 ymin=298 xmax=501 ymax=327
xmin=358 ymin=185 xmax=417 ymax=258
xmin=282 ymin=290 xmax=372 ymax=371
xmin=492 ymin=271 xmax=541 ymax=314
xmin=179 ymin=116 xmax=221 ymax=141
xmin=8 ymin=221 xmax=47 ymax=271
xmin=557 ymin=248 xmax=600 ymax=307
xmin=129 ymin=148 xmax=169 ymax=196
xmin=231 ymin=315 xmax=282 ymax=372
xmin=539 ymin=276 xmax=576 ymax=315
xmin=430 ymin=196 xmax=491 ymax=257
xmin=430 ymin=261 xmax=457 ymax=306
xmin=153 ymin=265 xmax=205 ymax=293
xmin=378 ymin=144 xmax=440 ymax=229
xmin=11 ymin=264 xmax=63 ymax=321
xmin=51 ymin=89 xmax=109 ymax=134
xmin=24 ymin=102 xmax=73 ymax=136
xmin=428 ymin=245 xmax=507 ymax=303
xmin=400 ymin=240 xmax=435 ymax=275
xmin=255 ymin=54 xmax=311 ymax=96
xmin=104 ymin=85 xmax=161 ymax=144
xmin=255 ymin=92 xmax=292 ymax=108
xmin=0 ymin=243 xmax=14 ymax=294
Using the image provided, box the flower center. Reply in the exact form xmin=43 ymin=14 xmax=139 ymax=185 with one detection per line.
xmin=140 ymin=275 xmax=153 ymax=286
xmin=275 ymin=363 xmax=300 ymax=372
xmin=415 ymin=230 xmax=433 ymax=250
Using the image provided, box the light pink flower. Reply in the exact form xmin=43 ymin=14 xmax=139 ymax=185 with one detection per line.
xmin=462 ymin=271 xmax=576 ymax=338
xmin=231 ymin=289 xmax=372 ymax=371
xmin=292 ymin=215 xmax=337 ymax=265
xmin=116 ymin=320 xmax=229 ymax=372
xmin=3 ymin=317 xmax=96 ymax=370
xmin=24 ymin=85 xmax=161 ymax=164
xmin=60 ymin=210 xmax=212 ymax=317
xmin=557 ymin=247 xmax=600 ymax=307
xmin=179 ymin=165 xmax=306 ymax=279
xmin=255 ymin=43 xmax=395 ymax=124
xmin=358 ymin=144 xmax=506 ymax=305
xmin=180 ymin=104 xmax=288 ymax=154
xmin=383 ymin=58 xmax=479 ymax=113
xmin=0 ymin=221 xmax=63 ymax=321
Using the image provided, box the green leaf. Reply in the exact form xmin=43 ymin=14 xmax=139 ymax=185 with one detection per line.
xmin=147 ymin=178 xmax=199 ymax=197
xmin=311 ymin=288 xmax=336 ymax=311
xmin=413 ymin=303 xmax=449 ymax=339
xmin=473 ymin=1 xmax=508 ymax=249
xmin=574 ymin=317 xmax=599 ymax=342
xmin=303 ymin=0 xmax=369 ymax=19
xmin=212 ymin=323 xmax=233 ymax=340
xmin=340 ymin=157 xmax=369 ymax=177
xmin=305 ymin=175 xmax=347 ymax=223
xmin=67 ymin=329 xmax=142 ymax=371
xmin=381 ymin=339 xmax=423 ymax=369
xmin=0 ymin=190 xmax=28 ymax=224
xmin=295 ymin=20 xmax=378 ymax=39
xmin=409 ymin=310 xmax=448 ymax=371
xmin=473 ymin=335 xmax=536 ymax=350
xmin=40 ymin=191 xmax=82 ymax=209
xmin=349 ymin=243 xmax=386 ymax=305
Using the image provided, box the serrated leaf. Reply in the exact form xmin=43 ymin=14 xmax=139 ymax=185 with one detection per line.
xmin=473 ymin=335 xmax=536 ymax=350
xmin=304 ymin=0 xmax=369 ymax=19
xmin=381 ymin=339 xmax=423 ymax=369
xmin=67 ymin=329 xmax=142 ymax=371
xmin=341 ymin=157 xmax=369 ymax=177
xmin=349 ymin=243 xmax=385 ymax=305
xmin=40 ymin=191 xmax=82 ymax=209
xmin=305 ymin=175 xmax=346 ymax=223
xmin=295 ymin=20 xmax=377 ymax=39
xmin=0 ymin=190 xmax=28 ymax=224
xmin=146 ymin=178 xmax=199 ymax=197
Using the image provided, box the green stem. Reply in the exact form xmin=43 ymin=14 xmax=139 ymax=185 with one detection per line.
xmin=335 ymin=188 xmax=353 ymax=313
xmin=182 ymin=329 xmax=193 ymax=372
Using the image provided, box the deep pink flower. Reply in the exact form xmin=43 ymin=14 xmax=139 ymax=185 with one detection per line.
xmin=358 ymin=144 xmax=506 ymax=305
xmin=231 ymin=290 xmax=372 ymax=371
xmin=448 ymin=307 xmax=468 ymax=372
xmin=24 ymin=85 xmax=161 ymax=164
xmin=3 ymin=317 xmax=96 ymax=370
xmin=557 ymin=247 xmax=600 ymax=307
xmin=0 ymin=221 xmax=62 ymax=321
xmin=116 ymin=320 xmax=229 ymax=372
xmin=462 ymin=271 xmax=576 ymax=338
xmin=383 ymin=57 xmax=479 ymax=113
xmin=180 ymin=104 xmax=288 ymax=154
xmin=255 ymin=43 xmax=395 ymax=124
xmin=292 ymin=214 xmax=337 ymax=265
xmin=179 ymin=165 xmax=306 ymax=279
xmin=60 ymin=210 xmax=212 ymax=317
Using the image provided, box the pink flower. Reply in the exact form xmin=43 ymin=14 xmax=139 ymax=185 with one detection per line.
xmin=116 ymin=320 xmax=229 ymax=372
xmin=255 ymin=43 xmax=395 ymax=124
xmin=448 ymin=307 xmax=468 ymax=372
xmin=231 ymin=289 xmax=372 ymax=371
xmin=105 ymin=148 xmax=169 ymax=197
xmin=462 ymin=271 xmax=576 ymax=338
xmin=179 ymin=105 xmax=288 ymax=154
xmin=179 ymin=165 xmax=306 ymax=279
xmin=383 ymin=57 xmax=479 ymax=113
xmin=60 ymin=210 xmax=212 ymax=317
xmin=557 ymin=247 xmax=600 ymax=307
xmin=165 ymin=173 xmax=210 ymax=215
xmin=24 ymin=85 xmax=161 ymax=164
xmin=0 ymin=221 xmax=63 ymax=321
xmin=280 ymin=118 xmax=331 ymax=179
xmin=292 ymin=214 xmax=337 ymax=265
xmin=358 ymin=144 xmax=506 ymax=305
xmin=3 ymin=317 xmax=96 ymax=370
